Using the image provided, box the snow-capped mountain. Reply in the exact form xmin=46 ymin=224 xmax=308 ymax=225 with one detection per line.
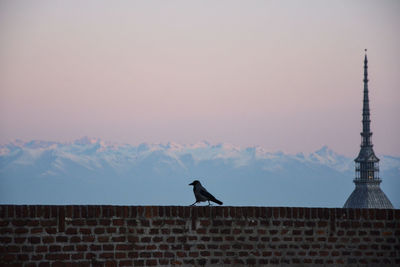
xmin=1 ymin=137 xmax=399 ymax=208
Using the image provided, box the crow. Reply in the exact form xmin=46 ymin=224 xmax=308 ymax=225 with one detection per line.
xmin=189 ymin=180 xmax=223 ymax=206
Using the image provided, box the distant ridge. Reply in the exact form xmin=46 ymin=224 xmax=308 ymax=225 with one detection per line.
xmin=0 ymin=138 xmax=399 ymax=207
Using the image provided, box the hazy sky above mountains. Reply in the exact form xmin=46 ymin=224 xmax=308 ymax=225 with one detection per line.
xmin=1 ymin=0 xmax=399 ymax=156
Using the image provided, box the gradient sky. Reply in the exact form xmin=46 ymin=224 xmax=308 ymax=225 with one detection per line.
xmin=0 ymin=0 xmax=399 ymax=156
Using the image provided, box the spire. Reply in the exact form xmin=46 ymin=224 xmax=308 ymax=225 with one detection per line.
xmin=356 ymin=50 xmax=379 ymax=173
xmin=356 ymin=49 xmax=379 ymax=170
xmin=361 ymin=49 xmax=372 ymax=147
xmin=343 ymin=51 xmax=393 ymax=209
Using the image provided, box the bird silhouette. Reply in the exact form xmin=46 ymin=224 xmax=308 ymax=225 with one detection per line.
xmin=189 ymin=180 xmax=223 ymax=206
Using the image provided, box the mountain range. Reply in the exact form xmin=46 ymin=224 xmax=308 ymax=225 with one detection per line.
xmin=1 ymin=137 xmax=399 ymax=208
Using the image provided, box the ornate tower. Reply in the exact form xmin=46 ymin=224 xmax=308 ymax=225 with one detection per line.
xmin=343 ymin=51 xmax=393 ymax=209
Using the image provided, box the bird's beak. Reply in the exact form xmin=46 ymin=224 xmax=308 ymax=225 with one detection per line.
xmin=189 ymin=182 xmax=194 ymax=186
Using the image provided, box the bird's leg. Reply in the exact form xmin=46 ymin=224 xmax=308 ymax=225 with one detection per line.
xmin=190 ymin=201 xmax=198 ymax=206
xmin=208 ymin=201 xmax=211 ymax=206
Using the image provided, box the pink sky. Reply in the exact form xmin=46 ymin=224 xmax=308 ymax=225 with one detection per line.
xmin=0 ymin=0 xmax=399 ymax=156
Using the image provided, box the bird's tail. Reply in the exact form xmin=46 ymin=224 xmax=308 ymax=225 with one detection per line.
xmin=212 ymin=198 xmax=223 ymax=205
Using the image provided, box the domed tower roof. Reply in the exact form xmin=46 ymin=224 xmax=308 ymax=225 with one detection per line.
xmin=343 ymin=50 xmax=393 ymax=209
xmin=343 ymin=181 xmax=393 ymax=209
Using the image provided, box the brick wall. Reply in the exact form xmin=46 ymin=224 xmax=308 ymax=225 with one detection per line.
xmin=0 ymin=205 xmax=399 ymax=266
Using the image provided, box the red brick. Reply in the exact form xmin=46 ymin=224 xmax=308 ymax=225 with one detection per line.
xmin=246 ymin=207 xmax=253 ymax=217
xmin=249 ymin=219 xmax=258 ymax=226
xmin=12 ymin=219 xmax=27 ymax=226
xmin=101 ymin=244 xmax=113 ymax=251
xmin=199 ymin=220 xmax=210 ymax=227
xmin=163 ymin=219 xmax=174 ymax=225
xmin=142 ymin=206 xmax=151 ymax=218
xmin=94 ymin=228 xmax=105 ymax=234
xmin=290 ymin=207 xmax=298 ymax=219
xmin=134 ymin=244 xmax=148 ymax=250
xmin=141 ymin=237 xmax=151 ymax=243
xmin=181 ymin=206 xmax=189 ymax=218
xmin=107 ymin=227 xmax=117 ymax=233
xmin=71 ymin=219 xmax=85 ymax=226
xmin=0 ymin=227 xmax=12 ymax=235
xmin=64 ymin=206 xmax=72 ymax=218
xmin=45 ymin=227 xmax=57 ymax=234
xmin=386 ymin=222 xmax=395 ymax=228
xmin=232 ymin=207 xmax=241 ymax=218
xmin=394 ymin=210 xmax=400 ymax=220
xmin=104 ymin=261 xmax=117 ymax=267
xmin=246 ymin=259 xmax=256 ymax=265
xmin=176 ymin=236 xmax=186 ymax=243
xmin=283 ymin=220 xmax=293 ymax=227
xmin=79 ymin=228 xmax=91 ymax=235
xmin=5 ymin=206 xmax=14 ymax=217
xmin=74 ymin=245 xmax=87 ymax=252
xmin=15 ymin=228 xmax=29 ymax=234
xmin=127 ymin=236 xmax=138 ymax=243
xmin=66 ymin=228 xmax=78 ymax=235
xmin=31 ymin=254 xmax=43 ymax=261
xmin=40 ymin=219 xmax=57 ymax=226
xmin=63 ymin=245 xmax=74 ymax=251
xmin=15 ymin=206 xmax=22 ymax=217
xmin=173 ymin=251 xmax=185 ymax=258
xmin=152 ymin=220 xmax=163 ymax=227
xmin=113 ymin=219 xmax=124 ymax=226
xmin=99 ymin=219 xmax=111 ymax=226
xmin=2 ymin=253 xmax=17 ymax=262
xmin=249 ymin=236 xmax=259 ymax=241
xmin=97 ymin=236 xmax=109 ymax=243
xmin=45 ymin=253 xmax=70 ymax=261
xmin=212 ymin=207 xmax=220 ymax=218
xmin=86 ymin=219 xmax=97 ymax=226
xmin=312 ymin=208 xmax=320 ymax=219
xmin=147 ymin=245 xmax=157 ymax=250
xmin=171 ymin=206 xmax=179 ymax=217
xmin=42 ymin=236 xmax=54 ymax=244
xmin=85 ymin=253 xmax=96 ymax=260
xmin=103 ymin=206 xmax=115 ymax=217
xmin=119 ymin=260 xmax=133 ymax=266
xmin=29 ymin=236 xmax=41 ymax=244
xmin=115 ymin=252 xmax=126 ymax=259
xmin=139 ymin=252 xmax=151 ymax=258
xmin=146 ymin=227 xmax=158 ymax=235
xmin=70 ymin=236 xmax=81 ymax=243
xmin=27 ymin=220 xmax=40 ymax=226
xmin=374 ymin=222 xmax=384 ymax=228
xmin=194 ymin=228 xmax=206 ymax=234
xmin=14 ymin=237 xmax=26 ymax=244
xmin=115 ymin=206 xmax=123 ymax=217
xmin=200 ymin=251 xmax=210 ymax=257
xmin=100 ymin=253 xmax=114 ymax=259
xmin=72 ymin=253 xmax=84 ymax=260
xmin=164 ymin=226 xmax=178 ymax=233
xmin=376 ymin=209 xmax=386 ymax=220
xmin=255 ymin=207 xmax=264 ymax=218
xmin=110 ymin=236 xmax=124 ymax=242
xmin=225 ymin=207 xmax=233 ymax=217
xmin=4 ymin=245 xmax=18 ymax=253
xmin=56 ymin=236 xmax=68 ymax=242
xmin=17 ymin=254 xmax=29 ymax=261
xmin=370 ymin=230 xmax=380 ymax=236
xmin=115 ymin=244 xmax=133 ymax=251
xmin=157 ymin=259 xmax=169 ymax=265
xmin=77 ymin=205 xmax=87 ymax=218
xmin=49 ymin=245 xmax=62 ymax=252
